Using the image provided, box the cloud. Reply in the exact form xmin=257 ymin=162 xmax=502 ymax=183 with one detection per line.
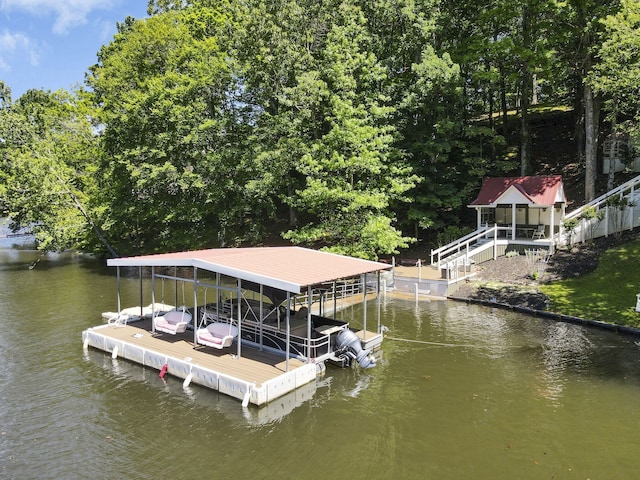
xmin=0 ymin=0 xmax=116 ymax=34
xmin=0 ymin=28 xmax=41 ymax=71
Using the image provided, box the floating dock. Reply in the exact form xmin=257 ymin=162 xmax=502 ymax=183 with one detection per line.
xmin=83 ymin=318 xmax=317 ymax=407
xmin=83 ymin=247 xmax=390 ymax=406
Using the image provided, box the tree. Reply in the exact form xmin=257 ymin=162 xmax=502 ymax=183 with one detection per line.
xmin=237 ymin=0 xmax=418 ymax=258
xmin=589 ymin=0 xmax=640 ymax=189
xmin=277 ymin=1 xmax=416 ymax=259
xmin=553 ymin=0 xmax=620 ymax=202
xmin=88 ymin=6 xmax=253 ymax=254
xmin=0 ymin=88 xmax=116 ymax=254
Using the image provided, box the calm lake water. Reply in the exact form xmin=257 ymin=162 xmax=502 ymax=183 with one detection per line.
xmin=2 ymin=243 xmax=640 ymax=479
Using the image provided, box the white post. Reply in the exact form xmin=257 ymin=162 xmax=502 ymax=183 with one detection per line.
xmin=511 ymin=203 xmax=517 ymax=239
xmin=631 ymin=184 xmax=636 ymax=230
xmin=632 ymin=184 xmax=636 ymax=229
xmin=236 ymin=279 xmax=242 ymax=359
xmin=286 ymin=293 xmax=291 ymax=372
xmin=116 ymin=266 xmax=121 ymax=315
xmin=151 ymin=267 xmax=155 ymax=333
xmin=376 ymin=271 xmax=381 ymax=334
xmin=193 ymin=267 xmax=198 ymax=345
xmin=636 ymin=293 xmax=640 ymax=313
xmin=307 ymin=287 xmax=313 ymax=360
xmin=362 ymin=273 xmax=368 ymax=340
xmin=550 ymin=206 xmax=555 ymax=246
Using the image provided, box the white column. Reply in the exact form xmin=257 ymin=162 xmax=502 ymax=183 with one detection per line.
xmin=550 ymin=206 xmax=555 ymax=245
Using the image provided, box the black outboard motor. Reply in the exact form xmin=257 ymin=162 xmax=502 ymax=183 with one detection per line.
xmin=335 ymin=329 xmax=376 ymax=368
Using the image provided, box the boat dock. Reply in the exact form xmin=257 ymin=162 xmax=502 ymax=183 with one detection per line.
xmin=83 ymin=246 xmax=390 ymax=407
xmin=83 ymin=318 xmax=317 ymax=407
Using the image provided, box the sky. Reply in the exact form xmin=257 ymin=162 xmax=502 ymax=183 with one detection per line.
xmin=0 ymin=0 xmax=149 ymax=99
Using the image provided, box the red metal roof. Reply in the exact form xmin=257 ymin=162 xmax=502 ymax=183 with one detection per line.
xmin=469 ymin=175 xmax=564 ymax=206
xmin=107 ymin=247 xmax=390 ymax=294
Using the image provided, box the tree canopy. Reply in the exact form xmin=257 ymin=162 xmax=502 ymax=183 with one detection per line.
xmin=0 ymin=0 xmax=636 ymax=259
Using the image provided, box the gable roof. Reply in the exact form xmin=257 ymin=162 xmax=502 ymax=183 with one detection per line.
xmin=107 ymin=246 xmax=390 ymax=295
xmin=469 ymin=175 xmax=565 ymax=207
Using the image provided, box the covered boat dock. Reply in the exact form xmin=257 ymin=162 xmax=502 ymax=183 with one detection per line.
xmin=82 ymin=247 xmax=390 ymax=406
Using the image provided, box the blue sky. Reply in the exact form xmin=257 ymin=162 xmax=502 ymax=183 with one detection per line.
xmin=0 ymin=0 xmax=149 ymax=99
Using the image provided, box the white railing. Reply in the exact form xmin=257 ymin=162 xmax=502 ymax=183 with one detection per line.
xmin=565 ymin=174 xmax=640 ymax=221
xmin=431 ymin=224 xmax=499 ymax=268
xmin=561 ymin=174 xmax=640 ymax=246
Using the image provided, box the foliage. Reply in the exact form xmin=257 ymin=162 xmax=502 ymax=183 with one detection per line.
xmin=605 ymin=195 xmax=636 ymax=239
xmin=1 ymin=0 xmax=638 ymax=259
xmin=562 ymin=217 xmax=580 ymax=245
xmin=88 ymin=6 xmax=249 ymax=253
xmin=435 ymin=225 xmax=474 ymax=248
xmin=0 ymin=88 xmax=113 ymax=253
xmin=540 ymin=240 xmax=640 ymax=326
xmin=590 ymin=0 xmax=640 ymax=142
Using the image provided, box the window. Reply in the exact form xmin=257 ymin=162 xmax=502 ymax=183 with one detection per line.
xmin=480 ymin=208 xmax=494 ymax=225
xmin=495 ymin=205 xmax=510 ymax=224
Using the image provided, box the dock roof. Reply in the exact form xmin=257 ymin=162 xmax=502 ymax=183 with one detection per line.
xmin=107 ymin=246 xmax=390 ymax=294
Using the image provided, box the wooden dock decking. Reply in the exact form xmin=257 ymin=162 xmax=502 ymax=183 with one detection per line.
xmin=83 ymin=319 xmax=317 ymax=406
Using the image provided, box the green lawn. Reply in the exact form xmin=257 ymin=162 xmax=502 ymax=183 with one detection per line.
xmin=540 ymin=239 xmax=640 ymax=327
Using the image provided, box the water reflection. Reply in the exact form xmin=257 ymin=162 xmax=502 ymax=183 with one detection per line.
xmin=535 ymin=323 xmax=593 ymax=405
xmin=83 ymin=347 xmax=321 ymax=427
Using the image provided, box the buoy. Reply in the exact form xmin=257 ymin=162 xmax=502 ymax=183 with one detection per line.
xmin=182 ymin=367 xmax=193 ymax=388
xmin=111 ymin=345 xmax=118 ymax=359
xmin=159 ymin=362 xmax=168 ymax=378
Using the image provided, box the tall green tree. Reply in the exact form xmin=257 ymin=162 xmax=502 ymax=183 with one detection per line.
xmin=89 ymin=6 xmax=253 ymax=254
xmin=238 ymin=0 xmax=417 ymax=258
xmin=282 ymin=1 xmax=416 ymax=259
xmin=553 ymin=0 xmax=621 ymax=202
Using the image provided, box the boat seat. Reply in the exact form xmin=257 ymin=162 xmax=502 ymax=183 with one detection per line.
xmin=154 ymin=309 xmax=192 ymax=335
xmin=197 ymin=322 xmax=238 ymax=349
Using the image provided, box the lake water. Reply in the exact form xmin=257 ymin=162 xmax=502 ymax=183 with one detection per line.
xmin=2 ymin=244 xmax=640 ymax=479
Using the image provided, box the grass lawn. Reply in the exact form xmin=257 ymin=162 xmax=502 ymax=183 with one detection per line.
xmin=540 ymin=239 xmax=640 ymax=327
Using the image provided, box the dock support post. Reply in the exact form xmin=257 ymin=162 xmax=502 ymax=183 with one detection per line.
xmin=377 ymin=271 xmax=382 ymax=334
xmin=286 ymin=292 xmax=291 ymax=372
xmin=362 ymin=273 xmax=368 ymax=341
xmin=116 ymin=267 xmax=121 ymax=315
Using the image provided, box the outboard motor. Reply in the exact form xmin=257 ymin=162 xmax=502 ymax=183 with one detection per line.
xmin=335 ymin=329 xmax=376 ymax=368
